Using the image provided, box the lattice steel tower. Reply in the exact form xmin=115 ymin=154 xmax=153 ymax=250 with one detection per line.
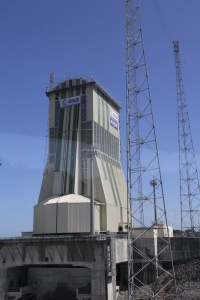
xmin=173 ymin=41 xmax=200 ymax=236
xmin=126 ymin=1 xmax=177 ymax=299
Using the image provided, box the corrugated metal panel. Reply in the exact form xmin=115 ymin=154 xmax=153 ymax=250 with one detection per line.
xmin=68 ymin=203 xmax=90 ymax=233
xmin=57 ymin=202 xmax=68 ymax=233
xmin=45 ymin=204 xmax=57 ymax=233
xmin=33 ymin=204 xmax=57 ymax=234
xmin=106 ymin=204 xmax=119 ymax=232
xmin=95 ymin=205 xmax=101 ymax=232
xmin=52 ymin=172 xmax=62 ymax=195
xmin=33 ymin=205 xmax=44 ymax=234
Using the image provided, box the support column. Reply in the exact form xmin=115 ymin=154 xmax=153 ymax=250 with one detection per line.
xmin=106 ymin=238 xmax=116 ymax=300
xmin=91 ymin=238 xmax=117 ymax=300
xmin=91 ymin=245 xmax=106 ymax=300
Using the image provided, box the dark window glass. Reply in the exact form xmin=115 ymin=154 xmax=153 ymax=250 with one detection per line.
xmin=76 ymin=87 xmax=80 ymax=96
xmin=61 ymin=82 xmax=66 ymax=89
xmin=76 ymin=79 xmax=80 ymax=85
xmin=55 ymin=101 xmax=60 ymax=127
xmin=82 ymin=86 xmax=86 ymax=95
xmin=61 ymin=91 xmax=66 ymax=99
xmin=81 ymin=96 xmax=87 ymax=122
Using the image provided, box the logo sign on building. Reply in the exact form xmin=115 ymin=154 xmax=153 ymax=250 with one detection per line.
xmin=110 ymin=108 xmax=118 ymax=121
xmin=110 ymin=117 xmax=118 ymax=130
xmin=60 ymin=96 xmax=81 ymax=108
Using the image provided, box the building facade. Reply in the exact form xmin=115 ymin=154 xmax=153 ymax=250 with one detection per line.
xmin=34 ymin=77 xmax=127 ymax=234
xmin=0 ymin=77 xmax=129 ymax=300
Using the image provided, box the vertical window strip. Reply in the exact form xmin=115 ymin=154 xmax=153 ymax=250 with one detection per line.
xmin=76 ymin=87 xmax=80 ymax=96
xmin=55 ymin=109 xmax=64 ymax=171
xmin=99 ymin=126 xmax=103 ymax=152
xmin=71 ymin=105 xmax=79 ymax=193
xmin=55 ymin=101 xmax=60 ymax=127
xmin=97 ymin=122 xmax=100 ymax=150
xmin=106 ymin=105 xmax=109 ymax=131
xmin=65 ymin=105 xmax=79 ymax=194
xmin=102 ymin=101 xmax=105 ymax=129
xmin=81 ymin=96 xmax=87 ymax=122
xmin=69 ymin=158 xmax=75 ymax=194
xmin=62 ymin=107 xmax=71 ymax=194
xmin=101 ymin=160 xmax=107 ymax=179
xmin=93 ymin=121 xmax=121 ymax=165
xmin=94 ymin=122 xmax=97 ymax=148
xmin=106 ymin=163 xmax=118 ymax=206
xmin=110 ymin=164 xmax=122 ymax=207
xmin=98 ymin=96 xmax=100 ymax=125
xmin=61 ymin=91 xmax=66 ymax=99
xmin=64 ymin=107 xmax=72 ymax=194
xmin=65 ymin=105 xmax=75 ymax=194
xmin=120 ymin=207 xmax=123 ymax=223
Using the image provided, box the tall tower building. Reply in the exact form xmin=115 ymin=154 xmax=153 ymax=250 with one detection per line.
xmin=33 ymin=77 xmax=127 ymax=234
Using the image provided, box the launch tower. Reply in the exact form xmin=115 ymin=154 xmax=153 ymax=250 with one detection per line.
xmin=34 ymin=77 xmax=128 ymax=235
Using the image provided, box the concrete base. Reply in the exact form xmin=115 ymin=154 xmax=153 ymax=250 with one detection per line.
xmin=0 ymin=235 xmax=128 ymax=300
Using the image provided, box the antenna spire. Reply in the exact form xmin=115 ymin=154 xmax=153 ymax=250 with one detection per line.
xmin=173 ymin=40 xmax=200 ymax=236
xmin=126 ymin=1 xmax=177 ymax=298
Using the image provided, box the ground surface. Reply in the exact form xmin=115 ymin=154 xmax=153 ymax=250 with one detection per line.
xmin=118 ymin=258 xmax=200 ymax=299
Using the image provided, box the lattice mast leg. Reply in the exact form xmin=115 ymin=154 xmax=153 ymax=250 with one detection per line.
xmin=126 ymin=1 xmax=177 ymax=299
xmin=173 ymin=41 xmax=200 ymax=236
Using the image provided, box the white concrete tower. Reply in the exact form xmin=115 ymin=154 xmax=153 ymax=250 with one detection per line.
xmin=33 ymin=77 xmax=127 ymax=234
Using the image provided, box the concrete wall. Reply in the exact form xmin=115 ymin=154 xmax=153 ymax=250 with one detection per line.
xmin=134 ymin=237 xmax=200 ymax=263
xmin=28 ymin=267 xmax=90 ymax=300
xmin=160 ymin=237 xmax=200 ymax=262
xmin=0 ymin=236 xmax=128 ymax=300
xmin=0 ymin=269 xmax=6 ymax=300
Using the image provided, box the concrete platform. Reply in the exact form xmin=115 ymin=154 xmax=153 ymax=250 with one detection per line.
xmin=0 ymin=234 xmax=128 ymax=300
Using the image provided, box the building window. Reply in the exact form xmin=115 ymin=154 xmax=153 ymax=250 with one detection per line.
xmin=49 ymin=127 xmax=58 ymax=164
xmin=61 ymin=81 xmax=66 ymax=89
xmin=76 ymin=78 xmax=80 ymax=85
xmin=55 ymin=101 xmax=60 ymax=127
xmin=81 ymin=121 xmax=92 ymax=151
xmin=94 ymin=121 xmax=120 ymax=164
xmin=82 ymin=86 xmax=86 ymax=95
xmin=70 ymin=89 xmax=73 ymax=97
xmin=76 ymin=87 xmax=80 ymax=96
xmin=61 ymin=91 xmax=66 ymax=99
xmin=81 ymin=96 xmax=87 ymax=122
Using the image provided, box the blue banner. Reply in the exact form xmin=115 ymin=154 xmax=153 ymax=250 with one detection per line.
xmin=110 ymin=117 xmax=118 ymax=130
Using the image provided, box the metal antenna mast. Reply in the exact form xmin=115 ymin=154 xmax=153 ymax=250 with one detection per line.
xmin=173 ymin=41 xmax=200 ymax=236
xmin=126 ymin=1 xmax=177 ymax=298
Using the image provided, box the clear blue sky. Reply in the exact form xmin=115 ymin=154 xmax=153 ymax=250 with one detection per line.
xmin=0 ymin=0 xmax=200 ymax=236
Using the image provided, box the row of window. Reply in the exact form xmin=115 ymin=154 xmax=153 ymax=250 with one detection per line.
xmin=54 ymin=85 xmax=87 ymax=100
xmin=94 ymin=122 xmax=120 ymax=162
xmin=59 ymin=78 xmax=87 ymax=89
xmin=49 ymin=128 xmax=120 ymax=167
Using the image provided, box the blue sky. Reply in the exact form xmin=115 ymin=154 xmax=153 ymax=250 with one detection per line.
xmin=0 ymin=0 xmax=200 ymax=236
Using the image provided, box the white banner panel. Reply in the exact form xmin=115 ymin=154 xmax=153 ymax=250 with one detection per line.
xmin=60 ymin=96 xmax=81 ymax=108
xmin=110 ymin=108 xmax=118 ymax=121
